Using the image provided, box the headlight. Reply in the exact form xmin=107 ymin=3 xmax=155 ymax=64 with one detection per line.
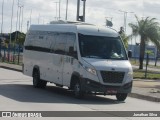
xmin=84 ymin=66 xmax=97 ymax=76
xmin=127 ymin=72 xmax=133 ymax=77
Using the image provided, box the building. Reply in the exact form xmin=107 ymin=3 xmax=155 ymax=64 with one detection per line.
xmin=128 ymin=44 xmax=158 ymax=60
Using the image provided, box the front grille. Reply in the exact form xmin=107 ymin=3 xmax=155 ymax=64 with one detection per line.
xmin=100 ymin=71 xmax=125 ymax=83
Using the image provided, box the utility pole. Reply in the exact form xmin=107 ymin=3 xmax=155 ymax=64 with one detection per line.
xmin=30 ymin=9 xmax=32 ymax=26
xmin=119 ymin=10 xmax=134 ymax=33
xmin=0 ymin=0 xmax=4 ymax=59
xmin=27 ymin=21 xmax=29 ymax=31
xmin=13 ymin=0 xmax=19 ymax=63
xmin=17 ymin=4 xmax=23 ymax=64
xmin=59 ymin=0 xmax=61 ymax=20
xmin=8 ymin=0 xmax=15 ymax=62
xmin=76 ymin=0 xmax=86 ymax=22
xmin=82 ymin=0 xmax=86 ymax=22
xmin=54 ymin=2 xmax=58 ymax=20
xmin=65 ymin=0 xmax=68 ymax=20
xmin=76 ymin=0 xmax=80 ymax=21
xmin=21 ymin=6 xmax=24 ymax=32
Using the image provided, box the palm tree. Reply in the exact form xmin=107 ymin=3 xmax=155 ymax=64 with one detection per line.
xmin=129 ymin=15 xmax=160 ymax=69
xmin=119 ymin=27 xmax=129 ymax=49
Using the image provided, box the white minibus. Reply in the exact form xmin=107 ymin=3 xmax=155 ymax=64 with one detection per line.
xmin=23 ymin=21 xmax=133 ymax=101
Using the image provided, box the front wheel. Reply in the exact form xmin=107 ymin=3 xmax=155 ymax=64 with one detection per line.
xmin=73 ymin=81 xmax=84 ymax=99
xmin=116 ymin=93 xmax=128 ymax=101
xmin=33 ymin=70 xmax=47 ymax=88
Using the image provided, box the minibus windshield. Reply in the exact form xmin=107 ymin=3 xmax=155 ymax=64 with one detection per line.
xmin=78 ymin=34 xmax=127 ymax=60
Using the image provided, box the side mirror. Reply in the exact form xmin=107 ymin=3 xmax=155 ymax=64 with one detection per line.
xmin=128 ymin=50 xmax=132 ymax=58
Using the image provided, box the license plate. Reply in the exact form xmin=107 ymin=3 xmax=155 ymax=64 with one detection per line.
xmin=107 ymin=89 xmax=117 ymax=94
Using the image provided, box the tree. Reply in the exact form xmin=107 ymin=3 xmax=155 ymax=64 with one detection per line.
xmin=119 ymin=27 xmax=129 ymax=49
xmin=129 ymin=15 xmax=160 ymax=69
xmin=16 ymin=32 xmax=26 ymax=46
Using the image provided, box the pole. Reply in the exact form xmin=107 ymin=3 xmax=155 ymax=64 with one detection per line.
xmin=18 ymin=6 xmax=22 ymax=31
xmin=65 ymin=0 xmax=68 ymax=20
xmin=18 ymin=5 xmax=22 ymax=64
xmin=30 ymin=9 xmax=32 ymax=26
xmin=119 ymin=10 xmax=134 ymax=33
xmin=8 ymin=0 xmax=15 ymax=62
xmin=1 ymin=0 xmax=4 ymax=34
xmin=54 ymin=2 xmax=58 ymax=20
xmin=0 ymin=0 xmax=4 ymax=59
xmin=21 ymin=6 xmax=24 ymax=32
xmin=82 ymin=0 xmax=86 ymax=22
xmin=59 ymin=0 xmax=61 ymax=20
xmin=76 ymin=0 xmax=80 ymax=21
xmin=14 ymin=0 xmax=19 ymax=63
xmin=145 ymin=53 xmax=149 ymax=78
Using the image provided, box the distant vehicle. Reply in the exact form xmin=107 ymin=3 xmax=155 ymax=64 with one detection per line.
xmin=23 ymin=21 xmax=133 ymax=101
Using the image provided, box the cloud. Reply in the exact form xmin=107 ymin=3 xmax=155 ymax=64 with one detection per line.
xmin=1 ymin=0 xmax=160 ymax=34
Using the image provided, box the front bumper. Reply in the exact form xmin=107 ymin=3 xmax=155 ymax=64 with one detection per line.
xmin=80 ymin=78 xmax=132 ymax=95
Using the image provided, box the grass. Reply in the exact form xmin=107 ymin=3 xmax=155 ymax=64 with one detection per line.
xmin=130 ymin=59 xmax=160 ymax=79
xmin=133 ymin=69 xmax=160 ymax=79
xmin=130 ymin=59 xmax=160 ymax=69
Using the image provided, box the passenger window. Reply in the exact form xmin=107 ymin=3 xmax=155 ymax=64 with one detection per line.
xmin=48 ymin=33 xmax=57 ymax=52
xmin=54 ymin=33 xmax=67 ymax=54
xmin=65 ymin=33 xmax=77 ymax=58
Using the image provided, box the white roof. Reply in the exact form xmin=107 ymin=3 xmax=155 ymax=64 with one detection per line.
xmin=29 ymin=21 xmax=119 ymax=37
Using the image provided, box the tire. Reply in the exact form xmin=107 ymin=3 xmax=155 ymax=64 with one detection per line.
xmin=116 ymin=93 xmax=128 ymax=101
xmin=73 ymin=81 xmax=84 ymax=99
xmin=33 ymin=70 xmax=47 ymax=88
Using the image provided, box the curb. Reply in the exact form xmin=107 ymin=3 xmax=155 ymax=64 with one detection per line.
xmin=129 ymin=93 xmax=160 ymax=102
xmin=0 ymin=66 xmax=22 ymax=72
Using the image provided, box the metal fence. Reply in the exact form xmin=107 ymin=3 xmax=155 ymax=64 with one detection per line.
xmin=0 ymin=50 xmax=23 ymax=65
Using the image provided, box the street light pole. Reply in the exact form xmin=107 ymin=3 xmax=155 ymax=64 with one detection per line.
xmin=76 ymin=0 xmax=80 ymax=21
xmin=119 ymin=10 xmax=134 ymax=33
xmin=8 ymin=0 xmax=15 ymax=62
xmin=65 ymin=0 xmax=68 ymax=20
xmin=82 ymin=0 xmax=86 ymax=22
xmin=13 ymin=0 xmax=19 ymax=63
xmin=21 ymin=6 xmax=24 ymax=32
xmin=59 ymin=0 xmax=61 ymax=20
xmin=54 ymin=2 xmax=58 ymax=20
xmin=0 ymin=0 xmax=4 ymax=59
xmin=18 ymin=5 xmax=23 ymax=64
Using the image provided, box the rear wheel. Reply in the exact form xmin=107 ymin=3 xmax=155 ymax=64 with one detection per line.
xmin=33 ymin=70 xmax=47 ymax=88
xmin=73 ymin=80 xmax=84 ymax=98
xmin=116 ymin=93 xmax=127 ymax=101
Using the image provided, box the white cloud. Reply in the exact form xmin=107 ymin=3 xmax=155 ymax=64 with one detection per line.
xmin=0 ymin=0 xmax=160 ymax=35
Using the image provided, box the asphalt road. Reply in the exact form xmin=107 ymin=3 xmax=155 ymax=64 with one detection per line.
xmin=0 ymin=68 xmax=160 ymax=120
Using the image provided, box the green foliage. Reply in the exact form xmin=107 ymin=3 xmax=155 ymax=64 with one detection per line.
xmin=17 ymin=32 xmax=26 ymax=46
xmin=129 ymin=15 xmax=160 ymax=69
xmin=129 ymin=15 xmax=160 ymax=50
xmin=118 ymin=27 xmax=129 ymax=49
xmin=120 ymin=33 xmax=129 ymax=49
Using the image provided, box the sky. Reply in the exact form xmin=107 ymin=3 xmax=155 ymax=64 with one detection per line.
xmin=1 ymin=0 xmax=160 ymax=41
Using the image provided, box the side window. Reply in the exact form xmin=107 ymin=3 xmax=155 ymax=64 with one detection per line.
xmin=54 ymin=33 xmax=67 ymax=54
xmin=48 ymin=33 xmax=57 ymax=52
xmin=65 ymin=33 xmax=77 ymax=57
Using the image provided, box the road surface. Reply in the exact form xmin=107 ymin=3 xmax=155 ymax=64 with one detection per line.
xmin=0 ymin=68 xmax=159 ymax=120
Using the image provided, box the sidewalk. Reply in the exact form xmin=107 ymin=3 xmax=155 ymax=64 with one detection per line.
xmin=129 ymin=79 xmax=160 ymax=102
xmin=0 ymin=62 xmax=160 ymax=102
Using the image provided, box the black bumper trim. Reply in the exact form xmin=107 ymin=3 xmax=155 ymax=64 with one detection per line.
xmin=80 ymin=78 xmax=132 ymax=95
